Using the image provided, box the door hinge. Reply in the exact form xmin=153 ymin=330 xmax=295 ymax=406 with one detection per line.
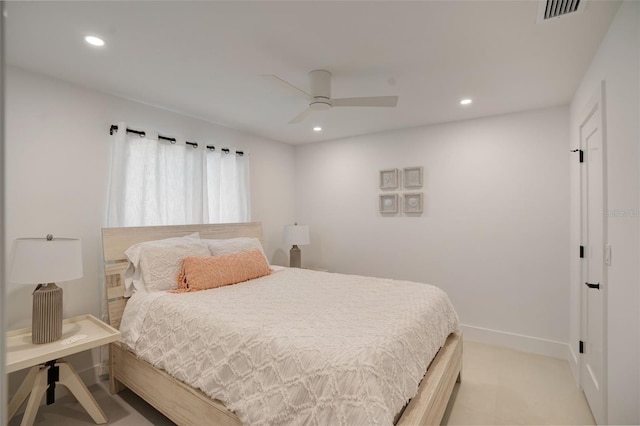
xmin=580 ymin=245 xmax=584 ymax=258
xmin=579 ymin=340 xmax=584 ymax=354
xmin=571 ymin=149 xmax=584 ymax=163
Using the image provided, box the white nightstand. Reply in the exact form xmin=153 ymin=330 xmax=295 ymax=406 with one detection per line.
xmin=6 ymin=314 xmax=121 ymax=426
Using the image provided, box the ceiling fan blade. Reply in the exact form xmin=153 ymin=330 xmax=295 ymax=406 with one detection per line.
xmin=289 ymin=107 xmax=316 ymax=124
xmin=262 ymin=74 xmax=311 ymax=98
xmin=332 ymin=96 xmax=398 ymax=108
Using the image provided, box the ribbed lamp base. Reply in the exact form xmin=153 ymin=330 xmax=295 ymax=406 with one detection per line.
xmin=289 ymin=245 xmax=301 ymax=268
xmin=32 ymin=283 xmax=63 ymax=344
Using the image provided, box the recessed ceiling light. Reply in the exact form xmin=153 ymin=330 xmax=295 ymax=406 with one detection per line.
xmin=85 ymin=36 xmax=105 ymax=47
xmin=460 ymin=98 xmax=472 ymax=105
xmin=313 ymin=126 xmax=322 ymax=132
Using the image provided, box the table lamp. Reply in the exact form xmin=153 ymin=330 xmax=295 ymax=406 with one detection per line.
xmin=10 ymin=235 xmax=83 ymax=344
xmin=284 ymin=223 xmax=310 ymax=268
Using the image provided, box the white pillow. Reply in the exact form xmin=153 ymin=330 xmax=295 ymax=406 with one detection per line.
xmin=123 ymin=233 xmax=209 ymax=295
xmin=204 ymin=237 xmax=269 ymax=264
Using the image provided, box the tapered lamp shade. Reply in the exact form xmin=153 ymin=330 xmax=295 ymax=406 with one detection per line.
xmin=284 ymin=225 xmax=310 ymax=268
xmin=10 ymin=237 xmax=83 ymax=284
xmin=10 ymin=236 xmax=83 ymax=344
xmin=284 ymin=225 xmax=310 ymax=247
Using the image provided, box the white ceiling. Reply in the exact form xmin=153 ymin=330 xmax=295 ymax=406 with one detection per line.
xmin=5 ymin=1 xmax=620 ymax=145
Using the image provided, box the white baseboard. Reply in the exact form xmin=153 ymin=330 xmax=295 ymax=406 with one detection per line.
xmin=78 ymin=363 xmax=102 ymax=388
xmin=460 ymin=324 xmax=570 ymax=360
xmin=567 ymin=344 xmax=580 ymax=385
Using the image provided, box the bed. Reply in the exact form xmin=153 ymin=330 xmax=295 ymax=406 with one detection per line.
xmin=102 ymin=222 xmax=462 ymax=425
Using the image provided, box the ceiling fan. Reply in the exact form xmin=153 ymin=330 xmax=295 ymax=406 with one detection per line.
xmin=264 ymin=70 xmax=399 ymax=124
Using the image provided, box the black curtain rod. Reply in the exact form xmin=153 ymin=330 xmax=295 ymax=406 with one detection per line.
xmin=109 ymin=124 xmax=244 ymax=155
xmin=158 ymin=135 xmax=177 ymax=144
xmin=110 ymin=124 xmax=145 ymax=137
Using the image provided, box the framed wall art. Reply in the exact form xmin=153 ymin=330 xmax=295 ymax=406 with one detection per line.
xmin=403 ymin=166 xmax=423 ymax=189
xmin=403 ymin=192 xmax=423 ymax=214
xmin=379 ymin=169 xmax=399 ymax=190
xmin=379 ymin=194 xmax=399 ymax=214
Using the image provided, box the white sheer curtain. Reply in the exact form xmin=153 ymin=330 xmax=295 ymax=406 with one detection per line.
xmin=106 ymin=122 xmax=250 ymax=227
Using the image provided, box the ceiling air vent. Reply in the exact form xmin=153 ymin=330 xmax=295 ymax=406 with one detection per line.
xmin=537 ymin=0 xmax=587 ymax=22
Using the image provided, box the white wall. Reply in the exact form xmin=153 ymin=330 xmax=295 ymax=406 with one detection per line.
xmin=0 ymin=5 xmax=7 ymax=424
xmin=5 ymin=66 xmax=295 ymax=388
xmin=569 ymin=1 xmax=640 ymax=424
xmin=295 ymin=107 xmax=570 ymax=356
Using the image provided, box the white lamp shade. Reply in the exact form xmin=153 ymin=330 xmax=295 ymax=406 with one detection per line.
xmin=284 ymin=225 xmax=310 ymax=246
xmin=10 ymin=237 xmax=83 ymax=284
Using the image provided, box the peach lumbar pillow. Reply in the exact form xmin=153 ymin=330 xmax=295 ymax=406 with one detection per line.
xmin=174 ymin=249 xmax=271 ymax=292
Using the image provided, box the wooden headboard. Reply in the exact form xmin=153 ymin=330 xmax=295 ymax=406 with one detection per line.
xmin=102 ymin=222 xmax=264 ymax=329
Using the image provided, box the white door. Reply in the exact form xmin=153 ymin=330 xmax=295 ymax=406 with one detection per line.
xmin=579 ymin=82 xmax=607 ymax=425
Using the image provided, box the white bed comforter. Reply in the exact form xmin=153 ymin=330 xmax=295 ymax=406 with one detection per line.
xmin=120 ymin=267 xmax=459 ymax=426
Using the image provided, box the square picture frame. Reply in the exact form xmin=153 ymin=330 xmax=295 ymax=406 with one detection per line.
xmin=403 ymin=166 xmax=423 ymax=189
xmin=403 ymin=192 xmax=423 ymax=214
xmin=379 ymin=168 xmax=399 ymax=189
xmin=379 ymin=194 xmax=399 ymax=214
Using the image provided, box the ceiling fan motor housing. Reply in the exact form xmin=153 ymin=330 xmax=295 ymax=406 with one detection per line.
xmin=309 ymin=69 xmax=332 ymax=109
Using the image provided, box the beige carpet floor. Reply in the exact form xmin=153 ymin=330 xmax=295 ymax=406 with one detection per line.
xmin=9 ymin=341 xmax=595 ymax=425
xmin=442 ymin=341 xmax=595 ymax=425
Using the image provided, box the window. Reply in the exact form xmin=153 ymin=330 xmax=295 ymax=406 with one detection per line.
xmin=106 ymin=124 xmax=250 ymax=227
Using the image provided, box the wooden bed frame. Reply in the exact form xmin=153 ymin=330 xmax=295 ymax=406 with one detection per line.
xmin=102 ymin=222 xmax=462 ymax=425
